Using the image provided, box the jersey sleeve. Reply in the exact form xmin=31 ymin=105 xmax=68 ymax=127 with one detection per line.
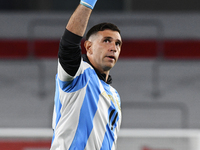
xmin=58 ymin=29 xmax=82 ymax=77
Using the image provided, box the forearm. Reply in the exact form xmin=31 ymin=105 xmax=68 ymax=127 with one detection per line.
xmin=66 ymin=4 xmax=92 ymax=37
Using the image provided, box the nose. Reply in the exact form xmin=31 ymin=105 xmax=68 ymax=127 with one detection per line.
xmin=110 ymin=49 xmax=116 ymax=53
xmin=110 ymin=42 xmax=117 ymax=52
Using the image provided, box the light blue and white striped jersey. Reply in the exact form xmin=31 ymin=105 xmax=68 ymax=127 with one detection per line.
xmin=50 ymin=57 xmax=122 ymax=150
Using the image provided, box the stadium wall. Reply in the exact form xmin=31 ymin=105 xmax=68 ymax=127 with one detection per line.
xmin=0 ymin=12 xmax=200 ymax=59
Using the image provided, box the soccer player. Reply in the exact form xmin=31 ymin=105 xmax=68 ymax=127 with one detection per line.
xmin=50 ymin=0 xmax=122 ymax=149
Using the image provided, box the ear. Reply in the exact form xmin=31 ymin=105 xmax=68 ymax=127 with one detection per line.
xmin=84 ymin=40 xmax=93 ymax=54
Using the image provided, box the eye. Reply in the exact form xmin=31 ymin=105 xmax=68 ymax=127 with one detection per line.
xmin=116 ymin=42 xmax=121 ymax=46
xmin=104 ymin=39 xmax=111 ymax=43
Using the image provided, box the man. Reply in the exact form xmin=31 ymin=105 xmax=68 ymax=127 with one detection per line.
xmin=50 ymin=0 xmax=122 ymax=149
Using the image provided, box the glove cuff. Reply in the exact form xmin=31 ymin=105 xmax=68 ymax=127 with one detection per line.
xmin=80 ymin=0 xmax=97 ymax=9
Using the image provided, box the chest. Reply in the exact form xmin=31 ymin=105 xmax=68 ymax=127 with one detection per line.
xmin=99 ymin=80 xmax=122 ymax=131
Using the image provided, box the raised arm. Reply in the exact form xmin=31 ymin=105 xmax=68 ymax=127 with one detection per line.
xmin=66 ymin=4 xmax=92 ymax=37
xmin=66 ymin=0 xmax=97 ymax=37
xmin=58 ymin=0 xmax=98 ymax=77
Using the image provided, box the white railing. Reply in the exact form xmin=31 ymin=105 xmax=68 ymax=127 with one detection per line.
xmin=1 ymin=128 xmax=200 ymax=150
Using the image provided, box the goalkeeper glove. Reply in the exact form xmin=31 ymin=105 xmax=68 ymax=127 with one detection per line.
xmin=80 ymin=0 xmax=97 ymax=9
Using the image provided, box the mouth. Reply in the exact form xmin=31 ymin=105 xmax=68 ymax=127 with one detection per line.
xmin=106 ymin=55 xmax=116 ymax=60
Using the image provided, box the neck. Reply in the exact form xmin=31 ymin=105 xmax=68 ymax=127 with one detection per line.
xmin=82 ymin=54 xmax=112 ymax=84
xmin=89 ymin=59 xmax=110 ymax=81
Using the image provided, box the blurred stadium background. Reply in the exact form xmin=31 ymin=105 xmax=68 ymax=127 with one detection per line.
xmin=1 ymin=0 xmax=200 ymax=149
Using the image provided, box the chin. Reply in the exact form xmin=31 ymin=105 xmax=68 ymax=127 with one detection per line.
xmin=105 ymin=65 xmax=114 ymax=71
xmin=103 ymin=63 xmax=116 ymax=71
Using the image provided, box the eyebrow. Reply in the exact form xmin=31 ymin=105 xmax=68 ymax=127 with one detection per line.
xmin=104 ymin=36 xmax=122 ymax=46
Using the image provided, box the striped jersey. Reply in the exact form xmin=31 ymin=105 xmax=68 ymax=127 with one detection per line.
xmin=50 ymin=29 xmax=122 ymax=150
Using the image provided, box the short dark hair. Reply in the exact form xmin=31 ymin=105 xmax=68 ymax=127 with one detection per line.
xmin=86 ymin=22 xmax=120 ymax=40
